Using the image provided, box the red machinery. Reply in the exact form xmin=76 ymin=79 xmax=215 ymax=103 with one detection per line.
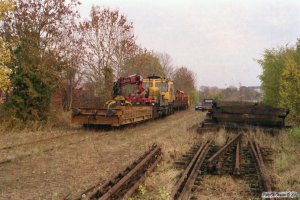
xmin=112 ymin=74 xmax=151 ymax=104
xmin=176 ymin=90 xmax=185 ymax=102
xmin=174 ymin=90 xmax=190 ymax=110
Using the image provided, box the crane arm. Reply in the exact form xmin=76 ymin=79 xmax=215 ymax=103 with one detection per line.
xmin=112 ymin=74 xmax=144 ymax=98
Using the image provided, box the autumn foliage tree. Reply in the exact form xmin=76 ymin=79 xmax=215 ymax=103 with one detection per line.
xmin=121 ymin=51 xmax=165 ymax=78
xmin=0 ymin=0 xmax=14 ymax=99
xmin=81 ymin=6 xmax=137 ymax=99
xmin=258 ymin=47 xmax=288 ymax=106
xmin=278 ymin=48 xmax=300 ymax=124
xmin=173 ymin=67 xmax=196 ymax=94
xmin=1 ymin=0 xmax=80 ymax=121
xmin=0 ymin=1 xmax=200 ymax=126
xmin=172 ymin=66 xmax=198 ymax=103
xmin=258 ymin=39 xmax=300 ymax=124
xmin=59 ymin=28 xmax=86 ymax=111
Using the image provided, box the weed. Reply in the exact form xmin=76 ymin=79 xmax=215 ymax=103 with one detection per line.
xmin=275 ymin=152 xmax=291 ymax=173
xmin=158 ymin=186 xmax=170 ymax=200
xmin=289 ymin=127 xmax=300 ymax=140
xmin=138 ymin=184 xmax=147 ymax=196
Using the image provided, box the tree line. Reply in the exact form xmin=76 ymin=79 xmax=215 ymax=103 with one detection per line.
xmin=258 ymin=39 xmax=300 ymax=124
xmin=0 ymin=0 xmax=196 ymax=124
xmin=199 ymin=85 xmax=261 ymax=102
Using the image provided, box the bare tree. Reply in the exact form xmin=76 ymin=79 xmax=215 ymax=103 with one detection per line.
xmin=60 ymin=27 xmax=86 ymax=110
xmin=156 ymin=52 xmax=174 ymax=78
xmin=80 ymin=6 xmax=137 ymax=97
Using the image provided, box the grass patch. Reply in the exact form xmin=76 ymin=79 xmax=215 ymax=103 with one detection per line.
xmin=289 ymin=127 xmax=300 ymax=140
xmin=0 ymin=110 xmax=71 ymax=133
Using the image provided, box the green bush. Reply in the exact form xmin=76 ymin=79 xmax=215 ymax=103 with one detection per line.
xmin=258 ymin=38 xmax=300 ymax=125
xmin=289 ymin=127 xmax=300 ymax=140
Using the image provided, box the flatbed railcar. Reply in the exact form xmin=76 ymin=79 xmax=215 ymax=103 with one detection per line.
xmin=71 ymin=75 xmax=190 ymax=127
xmin=72 ymin=106 xmax=153 ymax=127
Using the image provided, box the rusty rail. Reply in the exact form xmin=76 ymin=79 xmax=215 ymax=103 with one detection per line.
xmin=234 ymin=141 xmax=240 ymax=175
xmin=207 ymin=133 xmax=242 ymax=172
xmin=171 ymin=140 xmax=212 ymax=200
xmin=249 ymin=141 xmax=274 ymax=200
xmin=79 ymin=144 xmax=161 ymax=200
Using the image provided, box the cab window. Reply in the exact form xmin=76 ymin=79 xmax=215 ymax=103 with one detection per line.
xmin=155 ymin=82 xmax=161 ymax=89
xmin=142 ymin=82 xmax=149 ymax=89
xmin=161 ymin=83 xmax=168 ymax=92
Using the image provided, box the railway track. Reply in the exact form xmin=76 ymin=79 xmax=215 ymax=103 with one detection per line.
xmin=248 ymin=141 xmax=274 ymax=199
xmin=74 ymin=144 xmax=162 ymax=200
xmin=0 ymin=132 xmax=113 ymax=165
xmin=171 ymin=140 xmax=212 ymax=199
xmin=0 ymin=126 xmax=115 ymax=152
xmin=0 ymin=132 xmax=79 ymax=151
xmin=0 ymin=137 xmax=89 ymax=165
xmin=172 ymin=134 xmax=274 ymax=200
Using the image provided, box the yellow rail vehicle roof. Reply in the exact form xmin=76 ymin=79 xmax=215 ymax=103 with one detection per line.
xmin=143 ymin=78 xmax=175 ymax=103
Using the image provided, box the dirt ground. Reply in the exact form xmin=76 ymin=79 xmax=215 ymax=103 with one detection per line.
xmin=0 ymin=110 xmax=202 ymax=199
xmin=0 ymin=110 xmax=299 ymax=200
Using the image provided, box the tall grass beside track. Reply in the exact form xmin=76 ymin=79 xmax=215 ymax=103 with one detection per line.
xmin=243 ymin=127 xmax=300 ymax=197
xmin=132 ymin=127 xmax=300 ymax=200
xmin=289 ymin=127 xmax=300 ymax=140
xmin=0 ymin=110 xmax=72 ymax=133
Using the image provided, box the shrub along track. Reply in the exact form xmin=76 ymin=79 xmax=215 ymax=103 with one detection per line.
xmin=172 ymin=133 xmax=274 ymax=200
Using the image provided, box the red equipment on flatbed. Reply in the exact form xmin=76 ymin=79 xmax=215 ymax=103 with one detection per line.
xmin=71 ymin=74 xmax=190 ymax=127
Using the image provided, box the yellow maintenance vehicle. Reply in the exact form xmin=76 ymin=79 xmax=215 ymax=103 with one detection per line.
xmin=143 ymin=75 xmax=175 ymax=118
xmin=71 ymin=75 xmax=190 ymax=127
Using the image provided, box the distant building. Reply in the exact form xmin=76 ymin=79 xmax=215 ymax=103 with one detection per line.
xmin=241 ymin=86 xmax=262 ymax=102
xmin=247 ymin=86 xmax=262 ymax=94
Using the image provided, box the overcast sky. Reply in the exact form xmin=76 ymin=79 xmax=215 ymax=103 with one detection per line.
xmin=78 ymin=0 xmax=300 ymax=88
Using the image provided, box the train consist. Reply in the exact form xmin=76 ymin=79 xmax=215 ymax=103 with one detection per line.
xmin=71 ymin=75 xmax=190 ymax=127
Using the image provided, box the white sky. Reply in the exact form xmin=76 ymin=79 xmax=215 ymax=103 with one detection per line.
xmin=78 ymin=0 xmax=300 ymax=88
